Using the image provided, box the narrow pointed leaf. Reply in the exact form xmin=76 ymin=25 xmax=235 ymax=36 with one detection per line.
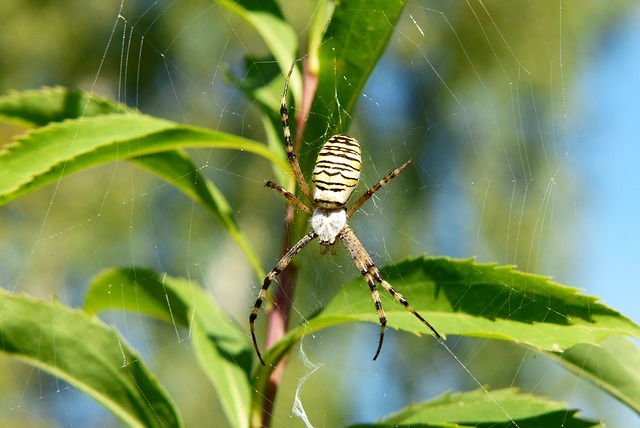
xmin=212 ymin=0 xmax=297 ymax=75
xmin=85 ymin=268 xmax=252 ymax=428
xmin=0 ymin=288 xmax=181 ymax=428
xmin=347 ymin=388 xmax=598 ymax=428
xmin=0 ymin=112 xmax=288 ymax=206
xmin=300 ymin=0 xmax=407 ymax=172
xmin=0 ymin=88 xmax=271 ymax=279
xmin=262 ymin=257 xmax=640 ymax=369
xmin=0 ymin=86 xmax=132 ymax=127
xmin=314 ymin=257 xmax=640 ymax=351
xmin=0 ymin=112 xmax=173 ymax=203
xmin=548 ymin=335 xmax=640 ymax=415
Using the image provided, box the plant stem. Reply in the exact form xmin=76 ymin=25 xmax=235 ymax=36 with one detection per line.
xmin=258 ymin=58 xmax=318 ymax=428
xmin=261 ymin=204 xmax=297 ymax=428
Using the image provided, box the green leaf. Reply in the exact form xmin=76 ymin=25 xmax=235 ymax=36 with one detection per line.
xmin=0 ymin=288 xmax=181 ymax=428
xmin=130 ymin=151 xmax=265 ymax=278
xmin=262 ymin=257 xmax=640 ymax=367
xmin=306 ymin=0 xmax=335 ymax=75
xmin=224 ymin=56 xmax=292 ymax=190
xmin=214 ymin=0 xmax=302 ymax=188
xmin=300 ymin=0 xmax=407 ymax=172
xmin=252 ymin=257 xmax=640 ymax=422
xmin=0 ymin=89 xmax=292 ymax=279
xmin=347 ymin=388 xmax=599 ymax=428
xmin=0 ymin=112 xmax=171 ymax=203
xmin=0 ymin=86 xmax=132 ymax=127
xmin=85 ymin=268 xmax=252 ymax=428
xmin=548 ymin=335 xmax=640 ymax=415
xmin=0 ymin=111 xmax=288 ymax=206
xmin=213 ymin=0 xmax=298 ymax=76
xmin=316 ymin=257 xmax=640 ymax=351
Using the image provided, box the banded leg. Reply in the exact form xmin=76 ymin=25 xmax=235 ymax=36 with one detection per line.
xmin=339 ymin=225 xmax=440 ymax=360
xmin=280 ymin=61 xmax=314 ymax=204
xmin=250 ymin=231 xmax=318 ymax=365
xmin=347 ymin=159 xmax=413 ymax=217
xmin=265 ymin=180 xmax=313 ymax=216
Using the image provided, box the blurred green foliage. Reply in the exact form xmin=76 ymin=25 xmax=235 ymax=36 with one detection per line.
xmin=0 ymin=0 xmax=638 ymax=427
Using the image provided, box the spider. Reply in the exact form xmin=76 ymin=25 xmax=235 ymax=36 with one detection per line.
xmin=249 ymin=63 xmax=441 ymax=365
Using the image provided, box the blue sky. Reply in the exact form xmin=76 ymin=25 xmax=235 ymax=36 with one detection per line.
xmin=574 ymin=9 xmax=640 ymax=426
xmin=578 ymin=9 xmax=640 ymax=328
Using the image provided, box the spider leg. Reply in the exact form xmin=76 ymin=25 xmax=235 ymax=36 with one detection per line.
xmin=338 ymin=226 xmax=387 ymax=359
xmin=250 ymin=231 xmax=318 ymax=365
xmin=339 ymin=225 xmax=440 ymax=360
xmin=265 ymin=180 xmax=313 ymax=216
xmin=281 ymin=61 xmax=314 ymax=204
xmin=375 ymin=274 xmax=442 ymax=339
xmin=347 ymin=159 xmax=413 ymax=217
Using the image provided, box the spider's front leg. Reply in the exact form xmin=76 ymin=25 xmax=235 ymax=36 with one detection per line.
xmin=347 ymin=159 xmax=413 ymax=217
xmin=264 ymin=180 xmax=313 ymax=216
xmin=250 ymin=231 xmax=318 ymax=365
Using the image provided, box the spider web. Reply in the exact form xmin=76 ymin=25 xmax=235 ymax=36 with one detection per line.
xmin=0 ymin=0 xmax=639 ymax=427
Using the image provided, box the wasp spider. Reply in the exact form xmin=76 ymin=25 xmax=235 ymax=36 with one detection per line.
xmin=249 ymin=63 xmax=441 ymax=365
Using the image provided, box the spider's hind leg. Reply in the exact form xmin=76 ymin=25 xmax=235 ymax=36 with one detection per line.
xmin=339 ymin=225 xmax=441 ymax=361
xmin=373 ymin=274 xmax=442 ymax=341
xmin=338 ymin=225 xmax=388 ymax=360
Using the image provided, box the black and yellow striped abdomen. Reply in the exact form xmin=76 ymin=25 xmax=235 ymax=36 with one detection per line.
xmin=312 ymin=134 xmax=362 ymax=208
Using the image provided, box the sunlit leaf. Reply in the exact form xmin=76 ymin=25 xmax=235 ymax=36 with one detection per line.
xmin=315 ymin=257 xmax=640 ymax=351
xmin=0 ymin=111 xmax=287 ymax=206
xmin=300 ymin=0 xmax=407 ymax=172
xmin=347 ymin=388 xmax=598 ymax=428
xmin=0 ymin=89 xmax=288 ymax=278
xmin=212 ymin=0 xmax=297 ymax=76
xmin=213 ymin=0 xmax=302 ymax=197
xmin=0 ymin=288 xmax=181 ymax=428
xmin=306 ymin=0 xmax=334 ymax=75
xmin=0 ymin=86 xmax=132 ymax=127
xmin=548 ymin=335 xmax=640 ymax=415
xmin=262 ymin=257 xmax=640 ymax=368
xmin=85 ymin=268 xmax=252 ymax=428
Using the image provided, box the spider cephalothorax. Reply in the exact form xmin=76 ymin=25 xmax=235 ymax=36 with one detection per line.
xmin=249 ymin=63 xmax=441 ymax=365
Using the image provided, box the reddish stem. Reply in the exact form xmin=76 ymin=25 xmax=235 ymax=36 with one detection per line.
xmin=260 ymin=58 xmax=318 ymax=428
xmin=261 ymin=203 xmax=296 ymax=428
